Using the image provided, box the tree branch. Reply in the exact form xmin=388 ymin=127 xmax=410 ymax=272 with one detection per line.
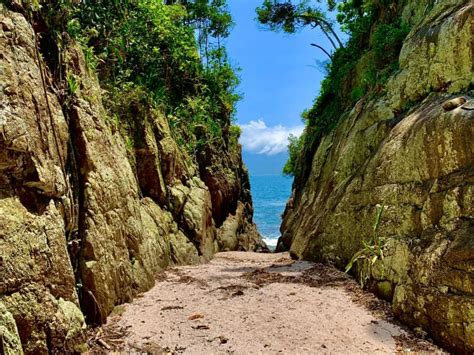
xmin=317 ymin=17 xmax=344 ymax=48
xmin=312 ymin=22 xmax=338 ymax=50
xmin=310 ymin=43 xmax=332 ymax=59
xmin=302 ymin=13 xmax=343 ymax=49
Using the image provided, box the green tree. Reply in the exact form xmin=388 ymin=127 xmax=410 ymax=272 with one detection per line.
xmin=65 ymin=0 xmax=240 ymax=155
xmin=283 ymin=133 xmax=304 ymax=176
xmin=256 ymin=0 xmax=343 ymax=57
xmin=183 ymin=0 xmax=234 ymax=67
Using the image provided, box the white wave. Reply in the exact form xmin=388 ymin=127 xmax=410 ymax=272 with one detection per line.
xmin=263 ymin=237 xmax=279 ymax=247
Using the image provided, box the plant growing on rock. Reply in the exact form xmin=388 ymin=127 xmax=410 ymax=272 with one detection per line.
xmin=66 ymin=0 xmax=239 ymax=157
xmin=258 ymin=1 xmax=410 ymax=182
xmin=66 ymin=72 xmax=79 ymax=94
xmin=229 ymin=125 xmax=242 ymax=148
xmin=345 ymin=203 xmax=387 ymax=287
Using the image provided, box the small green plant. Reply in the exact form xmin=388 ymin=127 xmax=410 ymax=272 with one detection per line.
xmin=372 ymin=21 xmax=410 ymax=67
xmin=229 ymin=125 xmax=241 ymax=138
xmin=67 ymin=18 xmax=81 ymax=39
xmin=229 ymin=125 xmax=241 ymax=147
xmin=82 ymin=45 xmax=98 ymax=73
xmin=66 ymin=72 xmax=79 ymax=94
xmin=104 ymin=113 xmax=121 ymax=131
xmin=124 ymin=135 xmax=134 ymax=153
xmin=350 ymin=86 xmax=365 ymax=102
xmin=112 ymin=113 xmax=120 ymax=128
xmin=21 ymin=0 xmax=41 ymax=11
xmin=345 ymin=203 xmax=387 ymax=287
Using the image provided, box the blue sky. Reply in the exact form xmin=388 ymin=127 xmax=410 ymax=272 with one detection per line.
xmin=225 ymin=0 xmax=338 ymax=175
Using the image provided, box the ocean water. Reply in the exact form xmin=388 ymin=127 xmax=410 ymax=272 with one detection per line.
xmin=249 ymin=175 xmax=293 ymax=248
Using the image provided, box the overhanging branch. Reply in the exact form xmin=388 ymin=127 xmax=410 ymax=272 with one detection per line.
xmin=310 ymin=43 xmax=332 ymax=59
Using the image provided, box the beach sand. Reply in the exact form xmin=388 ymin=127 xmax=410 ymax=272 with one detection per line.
xmin=90 ymin=252 xmax=442 ymax=354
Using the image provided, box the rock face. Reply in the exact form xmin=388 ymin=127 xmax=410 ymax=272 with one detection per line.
xmin=0 ymin=8 xmax=86 ymax=353
xmin=0 ymin=303 xmax=23 ymax=355
xmin=281 ymin=1 xmax=473 ymax=353
xmin=0 ymin=4 xmax=264 ymax=353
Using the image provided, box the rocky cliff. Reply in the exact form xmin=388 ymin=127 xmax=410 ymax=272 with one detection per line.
xmin=0 ymin=3 xmax=265 ymax=354
xmin=280 ymin=0 xmax=473 ymax=353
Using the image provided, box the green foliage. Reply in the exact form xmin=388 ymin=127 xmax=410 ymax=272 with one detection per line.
xmin=185 ymin=0 xmax=234 ymax=66
xmin=226 ymin=124 xmax=242 ymax=150
xmin=283 ymin=133 xmax=304 ymax=176
xmin=66 ymin=72 xmax=78 ymax=94
xmin=5 ymin=1 xmax=234 ymax=157
xmin=256 ymin=0 xmax=341 ymax=33
xmin=259 ymin=1 xmax=410 ymax=181
xmin=66 ymin=18 xmax=81 ymax=38
xmin=229 ymin=124 xmax=242 ymax=136
xmin=345 ymin=204 xmax=387 ymax=287
xmin=81 ymin=44 xmax=98 ymax=74
xmin=173 ymin=95 xmax=224 ymax=153
xmin=17 ymin=0 xmax=41 ymax=12
xmin=372 ymin=20 xmax=410 ymax=70
xmin=350 ymin=86 xmax=366 ymax=102
xmin=257 ymin=0 xmax=313 ymax=33
xmin=61 ymin=0 xmax=240 ymax=156
xmin=336 ymin=0 xmax=371 ymax=33
xmin=124 ymin=135 xmax=135 ymax=154
xmin=72 ymin=2 xmax=196 ymax=103
xmin=256 ymin=0 xmax=343 ymax=51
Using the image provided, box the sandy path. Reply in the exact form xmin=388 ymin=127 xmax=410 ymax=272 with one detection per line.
xmin=95 ymin=252 xmax=441 ymax=354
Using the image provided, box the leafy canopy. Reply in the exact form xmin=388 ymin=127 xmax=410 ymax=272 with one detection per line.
xmin=256 ymin=0 xmax=336 ymax=32
xmin=64 ymin=0 xmax=241 ymax=154
xmin=256 ymin=0 xmax=343 ymax=51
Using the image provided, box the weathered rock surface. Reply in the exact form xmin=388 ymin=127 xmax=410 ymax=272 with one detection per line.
xmin=281 ymin=1 xmax=473 ymax=353
xmin=0 ymin=8 xmax=85 ymax=353
xmin=0 ymin=4 xmax=265 ymax=354
xmin=197 ymin=131 xmax=266 ymax=253
xmin=0 ymin=303 xmax=23 ymax=355
xmin=218 ymin=201 xmax=268 ymax=252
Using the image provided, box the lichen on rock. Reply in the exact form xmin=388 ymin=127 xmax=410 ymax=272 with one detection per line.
xmin=0 ymin=304 xmax=23 ymax=355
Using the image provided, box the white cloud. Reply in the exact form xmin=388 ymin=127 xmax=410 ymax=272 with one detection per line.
xmin=239 ymin=119 xmax=304 ymax=156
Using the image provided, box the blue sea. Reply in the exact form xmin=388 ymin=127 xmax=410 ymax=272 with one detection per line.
xmin=249 ymin=175 xmax=293 ymax=248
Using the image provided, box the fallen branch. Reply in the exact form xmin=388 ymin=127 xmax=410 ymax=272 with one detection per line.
xmin=97 ymin=338 xmax=111 ymax=350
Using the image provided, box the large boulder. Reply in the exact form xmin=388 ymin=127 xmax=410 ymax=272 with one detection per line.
xmin=218 ymin=201 xmax=269 ymax=252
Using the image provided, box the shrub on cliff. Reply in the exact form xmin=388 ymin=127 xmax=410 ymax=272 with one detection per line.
xmin=71 ymin=1 xmax=239 ymax=151
xmin=18 ymin=0 xmax=240 ymax=157
xmin=256 ymin=1 xmax=409 ymax=177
